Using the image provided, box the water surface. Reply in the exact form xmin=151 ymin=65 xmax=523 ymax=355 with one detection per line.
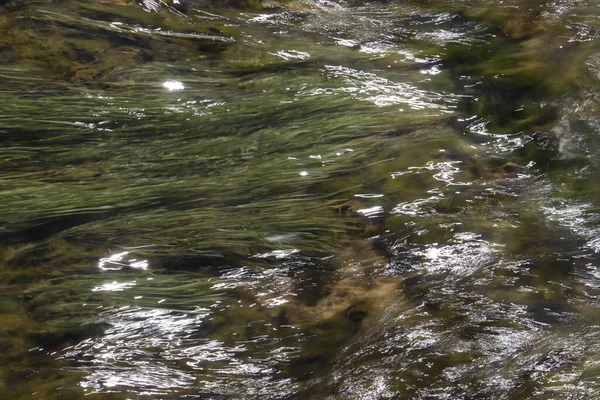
xmin=1 ymin=0 xmax=600 ymax=398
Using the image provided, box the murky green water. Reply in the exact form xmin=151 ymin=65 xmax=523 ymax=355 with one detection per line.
xmin=2 ymin=0 xmax=600 ymax=398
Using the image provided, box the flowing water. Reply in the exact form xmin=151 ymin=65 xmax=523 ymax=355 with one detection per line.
xmin=2 ymin=0 xmax=600 ymax=398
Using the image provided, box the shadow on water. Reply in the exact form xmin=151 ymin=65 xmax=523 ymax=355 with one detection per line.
xmin=2 ymin=0 xmax=600 ymax=398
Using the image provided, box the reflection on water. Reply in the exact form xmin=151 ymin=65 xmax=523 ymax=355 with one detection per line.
xmin=162 ymin=80 xmax=185 ymax=91
xmin=2 ymin=0 xmax=600 ymax=398
xmin=317 ymin=65 xmax=458 ymax=110
xmin=98 ymin=251 xmax=149 ymax=271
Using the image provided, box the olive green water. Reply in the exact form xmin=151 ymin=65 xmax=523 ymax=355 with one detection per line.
xmin=1 ymin=0 xmax=600 ymax=398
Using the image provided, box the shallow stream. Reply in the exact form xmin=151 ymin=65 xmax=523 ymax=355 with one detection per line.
xmin=2 ymin=0 xmax=600 ymax=398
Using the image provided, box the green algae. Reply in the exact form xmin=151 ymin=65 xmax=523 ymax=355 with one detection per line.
xmin=0 ymin=0 xmax=238 ymax=83
xmin=1 ymin=0 xmax=600 ymax=398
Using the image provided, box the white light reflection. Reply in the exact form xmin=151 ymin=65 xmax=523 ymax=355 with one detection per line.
xmin=140 ymin=0 xmax=160 ymax=12
xmin=390 ymin=160 xmax=475 ymax=216
xmin=91 ymin=281 xmax=136 ymax=292
xmin=392 ymin=161 xmax=472 ymax=186
xmin=254 ymin=249 xmax=299 ymax=259
xmin=161 ymin=99 xmax=225 ymax=117
xmin=268 ymin=50 xmax=310 ymax=60
xmin=62 ymin=306 xmax=297 ymax=397
xmin=414 ymin=232 xmax=500 ymax=275
xmin=210 ymin=265 xmax=293 ymax=302
xmin=542 ymin=200 xmax=600 ymax=253
xmin=98 ymin=251 xmax=149 ymax=271
xmin=420 ymin=65 xmax=442 ymax=75
xmin=398 ymin=49 xmax=439 ymax=64
xmin=262 ymin=296 xmax=290 ymax=308
xmin=357 ymin=205 xmax=384 ymax=218
xmin=265 ymin=233 xmax=299 ymax=242
xmin=162 ymin=80 xmax=185 ymax=91
xmin=415 ymin=29 xmax=467 ymax=44
xmin=467 ymin=118 xmax=490 ymax=135
xmin=334 ymin=37 xmax=358 ymax=47
xmin=392 ymin=197 xmax=439 ymax=216
xmin=315 ymin=65 xmax=458 ymax=111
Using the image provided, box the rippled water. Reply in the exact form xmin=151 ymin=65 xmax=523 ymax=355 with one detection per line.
xmin=1 ymin=0 xmax=600 ymax=398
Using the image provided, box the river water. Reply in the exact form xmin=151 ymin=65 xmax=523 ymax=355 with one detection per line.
xmin=1 ymin=0 xmax=600 ymax=398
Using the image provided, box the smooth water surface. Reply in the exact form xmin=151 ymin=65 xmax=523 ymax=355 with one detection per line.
xmin=1 ymin=0 xmax=600 ymax=398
